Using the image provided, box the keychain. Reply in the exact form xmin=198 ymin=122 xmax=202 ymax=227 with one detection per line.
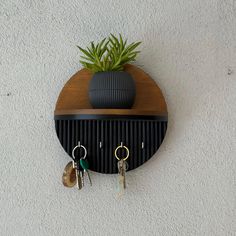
xmin=114 ymin=143 xmax=129 ymax=196
xmin=62 ymin=161 xmax=76 ymax=187
xmin=62 ymin=141 xmax=92 ymax=189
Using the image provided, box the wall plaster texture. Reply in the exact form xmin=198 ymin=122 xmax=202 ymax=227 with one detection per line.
xmin=0 ymin=1 xmax=235 ymax=235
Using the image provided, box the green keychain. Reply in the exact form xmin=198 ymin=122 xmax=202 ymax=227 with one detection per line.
xmin=80 ymin=159 xmax=92 ymax=186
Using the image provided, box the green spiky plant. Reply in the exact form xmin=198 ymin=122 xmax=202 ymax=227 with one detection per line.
xmin=77 ymin=34 xmax=141 ymax=73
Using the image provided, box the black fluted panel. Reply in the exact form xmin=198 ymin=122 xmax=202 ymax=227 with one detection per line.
xmin=55 ymin=119 xmax=168 ymax=174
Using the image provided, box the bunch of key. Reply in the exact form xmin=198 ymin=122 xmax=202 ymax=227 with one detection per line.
xmin=73 ymin=158 xmax=92 ymax=189
xmin=115 ymin=143 xmax=129 ymax=196
xmin=62 ymin=142 xmax=92 ymax=189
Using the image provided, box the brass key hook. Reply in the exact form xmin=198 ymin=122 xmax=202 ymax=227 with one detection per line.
xmin=72 ymin=141 xmax=87 ymax=160
xmin=114 ymin=143 xmax=129 ymax=161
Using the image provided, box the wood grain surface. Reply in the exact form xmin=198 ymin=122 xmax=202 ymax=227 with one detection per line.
xmin=55 ymin=64 xmax=168 ymax=116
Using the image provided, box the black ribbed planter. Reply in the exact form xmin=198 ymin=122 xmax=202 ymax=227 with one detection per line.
xmin=89 ymin=71 xmax=136 ymax=109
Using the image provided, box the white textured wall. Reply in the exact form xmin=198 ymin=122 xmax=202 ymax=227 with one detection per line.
xmin=0 ymin=1 xmax=235 ymax=235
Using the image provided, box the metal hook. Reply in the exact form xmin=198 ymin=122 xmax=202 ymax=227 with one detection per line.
xmin=99 ymin=141 xmax=102 ymax=149
xmin=121 ymin=142 xmax=123 ymax=147
xmin=141 ymin=142 xmax=144 ymax=149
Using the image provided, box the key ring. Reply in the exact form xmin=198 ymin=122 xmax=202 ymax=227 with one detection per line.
xmin=114 ymin=144 xmax=129 ymax=161
xmin=72 ymin=142 xmax=87 ymax=160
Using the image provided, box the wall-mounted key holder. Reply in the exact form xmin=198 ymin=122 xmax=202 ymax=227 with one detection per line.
xmin=55 ymin=35 xmax=168 ymax=193
xmin=54 ymin=64 xmax=168 ymax=174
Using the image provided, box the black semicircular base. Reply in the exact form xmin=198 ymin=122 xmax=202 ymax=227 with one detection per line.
xmin=55 ymin=115 xmax=167 ymax=174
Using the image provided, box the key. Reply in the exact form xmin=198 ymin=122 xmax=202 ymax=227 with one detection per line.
xmin=117 ymin=159 xmax=128 ymax=195
xmin=73 ymin=160 xmax=82 ymax=190
xmin=62 ymin=161 xmax=76 ymax=188
xmin=117 ymin=159 xmax=125 ymax=189
xmin=80 ymin=159 xmax=92 ymax=186
xmin=81 ymin=169 xmax=84 ymax=187
xmin=123 ymin=160 xmax=127 ymax=189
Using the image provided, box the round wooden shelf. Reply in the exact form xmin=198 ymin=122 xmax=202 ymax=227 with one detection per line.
xmin=54 ymin=64 xmax=168 ymax=117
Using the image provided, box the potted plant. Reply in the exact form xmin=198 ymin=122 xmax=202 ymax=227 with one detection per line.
xmin=77 ymin=34 xmax=141 ymax=109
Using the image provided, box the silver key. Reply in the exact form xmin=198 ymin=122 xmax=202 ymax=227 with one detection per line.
xmin=85 ymin=169 xmax=92 ymax=186
xmin=73 ymin=161 xmax=82 ymax=190
xmin=80 ymin=159 xmax=92 ymax=186
xmin=117 ymin=159 xmax=128 ymax=194
xmin=81 ymin=169 xmax=84 ymax=187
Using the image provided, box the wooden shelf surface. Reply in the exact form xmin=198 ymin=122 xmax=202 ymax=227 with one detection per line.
xmin=54 ymin=64 xmax=168 ymax=117
xmin=55 ymin=109 xmax=167 ymax=116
